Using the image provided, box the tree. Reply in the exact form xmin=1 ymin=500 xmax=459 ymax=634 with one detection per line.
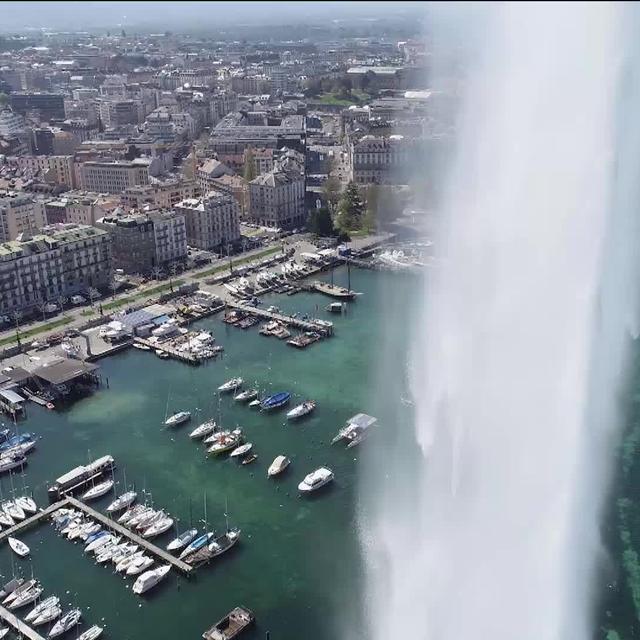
xmin=363 ymin=184 xmax=379 ymax=234
xmin=88 ymin=287 xmax=100 ymax=306
xmin=124 ymin=145 xmax=141 ymax=160
xmin=323 ymin=175 xmax=341 ymax=211
xmin=336 ymin=182 xmax=364 ymax=233
xmin=0 ymin=93 xmax=8 ymax=108
xmin=243 ymin=149 xmax=256 ymax=182
xmin=307 ymin=207 xmax=334 ymax=237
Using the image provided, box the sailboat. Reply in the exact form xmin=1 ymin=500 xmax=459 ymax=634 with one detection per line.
xmin=81 ymin=479 xmax=114 ymax=501
xmin=8 ymin=537 xmax=29 ymax=557
xmin=180 ymin=492 xmax=213 ymax=560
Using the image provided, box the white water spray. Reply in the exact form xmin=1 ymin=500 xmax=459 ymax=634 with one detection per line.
xmin=363 ymin=4 xmax=640 ymax=640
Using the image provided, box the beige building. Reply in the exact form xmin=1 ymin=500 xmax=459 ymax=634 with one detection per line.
xmin=11 ymin=155 xmax=76 ymax=188
xmin=0 ymin=224 xmax=112 ymax=315
xmin=349 ymin=135 xmax=413 ymax=185
xmin=0 ymin=193 xmax=47 ymax=242
xmin=122 ymin=180 xmax=197 ymax=209
xmin=76 ymin=160 xmax=150 ymax=194
xmin=175 ymin=191 xmax=240 ymax=250
xmin=248 ymin=168 xmax=305 ymax=230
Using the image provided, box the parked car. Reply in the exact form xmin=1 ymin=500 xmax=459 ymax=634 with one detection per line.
xmin=44 ymin=303 xmax=59 ymax=314
xmin=70 ymin=295 xmax=86 ymax=306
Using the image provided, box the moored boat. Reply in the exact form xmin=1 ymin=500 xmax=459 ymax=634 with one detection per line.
xmin=286 ymin=400 xmax=316 ymax=420
xmin=298 ymin=467 xmax=334 ymax=494
xmin=229 ymin=443 xmax=252 ymax=458
xmin=202 ymin=606 xmax=254 ymax=640
xmin=206 ymin=528 xmax=241 ymax=559
xmin=207 ymin=430 xmax=244 ymax=456
xmin=9 ymin=584 xmax=43 ymax=609
xmin=189 ymin=420 xmax=216 ymax=440
xmin=241 ymin=454 xmax=257 ymax=466
xmin=331 ymin=413 xmax=377 ymax=448
xmin=167 ymin=528 xmax=198 ymax=552
xmin=164 ymin=411 xmax=191 ymax=427
xmin=179 ymin=532 xmax=214 ymax=560
xmin=233 ymin=389 xmax=258 ymax=402
xmin=126 ymin=555 xmax=154 ymax=576
xmin=33 ymin=604 xmax=62 ymax=626
xmin=26 ymin=596 xmax=60 ymax=623
xmin=48 ymin=608 xmax=81 ymax=638
xmin=267 ymin=455 xmax=290 ymax=478
xmin=106 ymin=490 xmax=137 ymax=513
xmin=81 ymin=479 xmax=114 ymax=502
xmin=2 ymin=578 xmax=34 ymax=605
xmin=132 ymin=564 xmax=171 ymax=595
xmin=142 ymin=517 xmax=174 ymax=539
xmin=8 ymin=536 xmax=29 ymax=557
xmin=15 ymin=496 xmax=36 ymax=513
xmin=218 ymin=378 xmax=243 ymax=393
xmin=77 ymin=625 xmax=103 ymax=640
xmin=260 ymin=392 xmax=291 ymax=411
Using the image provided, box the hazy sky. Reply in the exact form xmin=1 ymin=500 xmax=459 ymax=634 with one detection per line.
xmin=0 ymin=1 xmax=423 ymax=32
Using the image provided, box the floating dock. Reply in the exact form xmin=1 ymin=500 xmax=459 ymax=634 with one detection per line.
xmin=225 ymin=303 xmax=333 ymax=336
xmin=0 ymin=497 xmax=193 ymax=577
xmin=0 ymin=603 xmax=46 ymax=640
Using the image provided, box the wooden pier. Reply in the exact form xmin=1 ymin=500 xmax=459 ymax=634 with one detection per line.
xmin=0 ymin=497 xmax=193 ymax=577
xmin=225 ymin=303 xmax=333 ymax=336
xmin=65 ymin=496 xmax=194 ymax=576
xmin=0 ymin=603 xmax=46 ymax=640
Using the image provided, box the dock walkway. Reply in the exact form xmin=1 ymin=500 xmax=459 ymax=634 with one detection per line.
xmin=66 ymin=496 xmax=194 ymax=576
xmin=0 ymin=603 xmax=45 ymax=640
xmin=0 ymin=500 xmax=67 ymax=543
xmin=225 ymin=303 xmax=333 ymax=336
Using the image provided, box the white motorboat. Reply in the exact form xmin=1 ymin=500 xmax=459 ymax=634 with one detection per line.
xmin=8 ymin=536 xmax=29 ymax=557
xmin=26 ymin=596 xmax=60 ymax=622
xmin=142 ymin=517 xmax=174 ymax=539
xmin=233 ymin=389 xmax=258 ymax=402
xmin=298 ymin=467 xmax=334 ymax=493
xmin=97 ymin=541 xmax=128 ymax=564
xmin=267 ymin=455 xmax=291 ymax=478
xmin=15 ymin=496 xmax=36 ymax=514
xmin=164 ymin=411 xmax=191 ymax=427
xmin=126 ymin=555 xmax=154 ymax=576
xmin=248 ymin=398 xmax=261 ymax=408
xmin=77 ymin=625 xmax=103 ymax=640
xmin=106 ymin=490 xmax=137 ymax=513
xmin=81 ymin=479 xmax=114 ymax=501
xmin=286 ymin=400 xmax=316 ymax=420
xmin=110 ymin=543 xmax=138 ymax=565
xmin=85 ymin=534 xmax=117 ymax=554
xmin=48 ymin=609 xmax=81 ymax=638
xmin=331 ymin=413 xmax=377 ymax=448
xmin=229 ymin=443 xmax=253 ymax=458
xmin=68 ymin=521 xmax=94 ymax=541
xmin=3 ymin=579 xmax=35 ymax=605
xmin=218 ymin=377 xmax=243 ymax=393
xmin=33 ymin=604 xmax=62 ymax=626
xmin=189 ymin=420 xmax=216 ymax=440
xmin=132 ymin=343 xmax=151 ymax=351
xmin=132 ymin=564 xmax=171 ymax=595
xmin=80 ymin=523 xmax=102 ymax=541
xmin=166 ymin=528 xmax=198 ymax=552
xmin=9 ymin=585 xmax=43 ymax=609
xmin=116 ymin=550 xmax=144 ymax=573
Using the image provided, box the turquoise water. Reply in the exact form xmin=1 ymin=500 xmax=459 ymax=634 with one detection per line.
xmin=0 ymin=266 xmax=416 ymax=640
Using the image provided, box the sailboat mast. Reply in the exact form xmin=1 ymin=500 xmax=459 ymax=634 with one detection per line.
xmin=347 ymin=260 xmax=351 ymax=292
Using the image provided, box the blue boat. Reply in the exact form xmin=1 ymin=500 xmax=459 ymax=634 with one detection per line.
xmin=179 ymin=532 xmax=214 ymax=560
xmin=84 ymin=530 xmax=107 ymax=546
xmin=260 ymin=392 xmax=292 ymax=411
xmin=0 ymin=433 xmax=34 ymax=452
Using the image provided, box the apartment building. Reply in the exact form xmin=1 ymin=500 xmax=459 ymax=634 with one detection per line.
xmin=122 ymin=180 xmax=197 ymax=209
xmin=175 ymin=191 xmax=240 ymax=251
xmin=248 ymin=168 xmax=305 ymax=230
xmin=349 ymin=135 xmax=414 ymax=185
xmin=0 ymin=193 xmax=47 ymax=242
xmin=12 ymin=155 xmax=76 ymax=188
xmin=0 ymin=224 xmax=112 ymax=315
xmin=76 ymin=160 xmax=150 ymax=194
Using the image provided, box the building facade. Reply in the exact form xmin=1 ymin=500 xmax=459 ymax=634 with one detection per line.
xmin=349 ymin=135 xmax=414 ymax=185
xmin=0 ymin=194 xmax=47 ymax=242
xmin=9 ymin=92 xmax=65 ymax=120
xmin=248 ymin=168 xmax=305 ymax=230
xmin=12 ymin=155 xmax=76 ymax=189
xmin=122 ymin=180 xmax=197 ymax=209
xmin=76 ymin=160 xmax=150 ymax=193
xmin=175 ymin=192 xmax=241 ymax=251
xmin=0 ymin=224 xmax=112 ymax=315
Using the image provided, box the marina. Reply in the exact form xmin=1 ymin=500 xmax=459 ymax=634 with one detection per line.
xmin=0 ymin=602 xmax=46 ymax=640
xmin=224 ymin=303 xmax=334 ymax=337
xmin=0 ymin=264 xmax=411 ymax=640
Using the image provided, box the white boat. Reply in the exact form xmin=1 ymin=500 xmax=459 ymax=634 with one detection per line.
xmin=116 ymin=550 xmax=144 ymax=573
xmin=218 ymin=377 xmax=243 ymax=393
xmin=26 ymin=596 xmax=60 ymax=622
xmin=0 ymin=511 xmax=14 ymax=527
xmin=3 ymin=501 xmax=25 ymax=521
xmin=9 ymin=585 xmax=43 ymax=609
xmin=267 ymin=455 xmax=291 ymax=478
xmin=167 ymin=528 xmax=198 ymax=552
xmin=135 ymin=510 xmax=164 ymax=531
xmin=15 ymin=496 xmax=36 ymax=514
xmin=0 ymin=455 xmax=27 ymax=473
xmin=126 ymin=555 xmax=154 ymax=576
xmin=248 ymin=398 xmax=261 ymax=408
xmin=0 ymin=627 xmax=8 ymax=638
xmin=286 ymin=400 xmax=316 ymax=420
xmin=164 ymin=411 xmax=191 ymax=427
xmin=48 ymin=609 xmax=81 ymax=638
xmin=85 ymin=534 xmax=118 ymax=554
xmin=118 ymin=503 xmax=145 ymax=524
xmin=206 ymin=430 xmax=244 ymax=456
xmin=298 ymin=467 xmax=334 ymax=493
xmin=111 ymin=544 xmax=138 ymax=564
xmin=106 ymin=490 xmax=137 ymax=513
xmin=8 ymin=536 xmax=29 ymax=557
xmin=77 ymin=625 xmax=103 ymax=640
xmin=233 ymin=389 xmax=258 ymax=402
xmin=132 ymin=343 xmax=151 ymax=351
xmin=68 ymin=522 xmax=94 ymax=541
xmin=2 ymin=578 xmax=37 ymax=605
xmin=33 ymin=604 xmax=62 ymax=626
xmin=331 ymin=413 xmax=377 ymax=448
xmin=189 ymin=420 xmax=216 ymax=439
xmin=179 ymin=532 xmax=214 ymax=560
xmin=132 ymin=564 xmax=171 ymax=595
xmin=230 ymin=443 xmax=253 ymax=458
xmin=127 ymin=507 xmax=155 ymax=528
xmin=81 ymin=479 xmax=114 ymax=501
xmin=142 ymin=517 xmax=174 ymax=539
xmin=155 ymin=349 xmax=169 ymax=359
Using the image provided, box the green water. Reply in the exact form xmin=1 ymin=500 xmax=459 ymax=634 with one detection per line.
xmin=0 ymin=266 xmax=415 ymax=640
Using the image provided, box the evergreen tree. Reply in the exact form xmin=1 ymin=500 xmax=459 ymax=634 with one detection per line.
xmin=243 ymin=149 xmax=256 ymax=182
xmin=323 ymin=174 xmax=341 ymax=211
xmin=336 ymin=182 xmax=364 ymax=233
xmin=362 ymin=184 xmax=379 ymax=233
xmin=308 ymin=207 xmax=334 ymax=237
